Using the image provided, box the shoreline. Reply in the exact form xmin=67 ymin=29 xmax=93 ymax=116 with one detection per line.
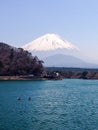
xmin=0 ymin=75 xmax=98 ymax=80
xmin=0 ymin=76 xmax=46 ymax=81
xmin=0 ymin=76 xmax=62 ymax=81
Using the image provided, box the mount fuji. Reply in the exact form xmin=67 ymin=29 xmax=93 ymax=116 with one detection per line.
xmin=22 ymin=34 xmax=79 ymax=58
xmin=22 ymin=34 xmax=97 ymax=68
xmin=22 ymin=33 xmax=79 ymax=51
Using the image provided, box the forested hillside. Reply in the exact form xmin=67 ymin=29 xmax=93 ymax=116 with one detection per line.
xmin=0 ymin=43 xmax=45 ymax=76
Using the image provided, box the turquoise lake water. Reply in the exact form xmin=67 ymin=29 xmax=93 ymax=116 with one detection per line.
xmin=0 ymin=79 xmax=98 ymax=130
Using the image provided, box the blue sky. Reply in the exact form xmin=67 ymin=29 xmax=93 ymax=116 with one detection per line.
xmin=0 ymin=0 xmax=98 ymax=63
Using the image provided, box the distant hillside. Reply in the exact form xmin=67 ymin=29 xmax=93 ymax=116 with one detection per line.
xmin=43 ymin=54 xmax=98 ymax=68
xmin=0 ymin=42 xmax=45 ymax=76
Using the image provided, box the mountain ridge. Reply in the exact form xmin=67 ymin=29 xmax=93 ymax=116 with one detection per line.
xmin=43 ymin=54 xmax=98 ymax=68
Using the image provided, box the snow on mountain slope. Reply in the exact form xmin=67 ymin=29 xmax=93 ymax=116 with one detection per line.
xmin=21 ymin=34 xmax=98 ymax=68
xmin=22 ymin=34 xmax=79 ymax=51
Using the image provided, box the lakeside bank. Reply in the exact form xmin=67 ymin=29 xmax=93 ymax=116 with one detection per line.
xmin=0 ymin=76 xmax=62 ymax=81
xmin=0 ymin=76 xmax=46 ymax=81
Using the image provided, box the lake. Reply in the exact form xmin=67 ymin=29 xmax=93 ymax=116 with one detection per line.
xmin=0 ymin=79 xmax=98 ymax=130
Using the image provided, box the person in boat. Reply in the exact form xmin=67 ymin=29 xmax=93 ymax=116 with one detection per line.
xmin=28 ymin=97 xmax=31 ymax=100
xmin=17 ymin=97 xmax=21 ymax=100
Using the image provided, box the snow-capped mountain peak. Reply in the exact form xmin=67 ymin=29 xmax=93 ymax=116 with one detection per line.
xmin=22 ymin=34 xmax=79 ymax=51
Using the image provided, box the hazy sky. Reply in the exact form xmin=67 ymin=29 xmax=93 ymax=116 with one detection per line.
xmin=0 ymin=0 xmax=98 ymax=63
